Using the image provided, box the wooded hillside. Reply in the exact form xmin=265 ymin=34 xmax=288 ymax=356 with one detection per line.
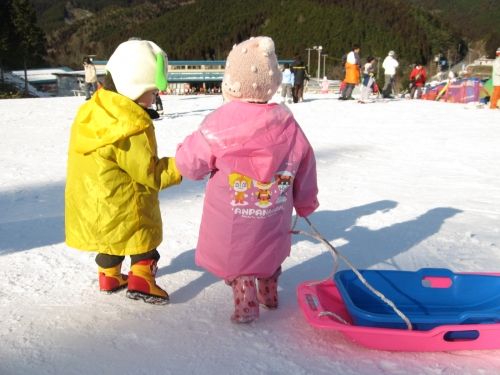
xmin=393 ymin=0 xmax=500 ymax=57
xmin=31 ymin=0 xmax=467 ymax=80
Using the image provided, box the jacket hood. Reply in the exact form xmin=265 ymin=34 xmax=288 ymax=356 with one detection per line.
xmin=199 ymin=101 xmax=296 ymax=182
xmin=71 ymin=89 xmax=151 ymax=154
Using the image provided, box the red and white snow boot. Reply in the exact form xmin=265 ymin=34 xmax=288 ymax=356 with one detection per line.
xmin=257 ymin=267 xmax=282 ymax=309
xmin=126 ymin=259 xmax=170 ymax=305
xmin=98 ymin=263 xmax=128 ymax=294
xmin=230 ymin=276 xmax=259 ymax=323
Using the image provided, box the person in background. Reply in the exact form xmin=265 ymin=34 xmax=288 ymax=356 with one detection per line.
xmin=83 ymin=57 xmax=97 ymax=100
xmin=291 ymin=53 xmax=309 ymax=103
xmin=320 ymin=76 xmax=330 ymax=94
xmin=175 ymin=37 xmax=319 ymax=324
xmin=66 ymin=40 xmax=182 ymax=305
xmin=409 ymin=63 xmax=427 ymax=99
xmin=340 ymin=45 xmax=361 ymax=100
xmin=382 ymin=51 xmax=399 ymax=98
xmin=281 ymin=62 xmax=294 ymax=103
xmin=155 ymin=92 xmax=164 ymax=115
xmin=359 ymin=56 xmax=376 ymax=103
xmin=490 ymin=47 xmax=500 ymax=110
xmin=448 ymin=70 xmax=456 ymax=83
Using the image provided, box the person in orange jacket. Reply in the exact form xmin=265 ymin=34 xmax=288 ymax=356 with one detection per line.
xmin=490 ymin=47 xmax=500 ymax=109
xmin=340 ymin=45 xmax=361 ymax=100
xmin=409 ymin=63 xmax=427 ymax=99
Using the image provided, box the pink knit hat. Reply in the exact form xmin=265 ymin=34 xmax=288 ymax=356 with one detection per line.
xmin=222 ymin=36 xmax=282 ymax=103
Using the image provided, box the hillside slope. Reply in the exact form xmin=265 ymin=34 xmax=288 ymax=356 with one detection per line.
xmin=36 ymin=0 xmax=462 ymax=78
xmin=393 ymin=0 xmax=500 ymax=56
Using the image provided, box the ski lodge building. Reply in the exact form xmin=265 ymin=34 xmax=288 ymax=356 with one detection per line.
xmin=14 ymin=59 xmax=293 ymax=97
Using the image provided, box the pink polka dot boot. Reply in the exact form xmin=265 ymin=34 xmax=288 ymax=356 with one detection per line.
xmin=257 ymin=267 xmax=282 ymax=310
xmin=230 ymin=276 xmax=259 ymax=323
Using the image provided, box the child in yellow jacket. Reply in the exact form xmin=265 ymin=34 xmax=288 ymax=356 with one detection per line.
xmin=65 ymin=40 xmax=182 ymax=305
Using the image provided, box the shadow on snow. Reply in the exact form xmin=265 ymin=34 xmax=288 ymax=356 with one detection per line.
xmin=157 ymin=200 xmax=462 ymax=304
xmin=0 ymin=182 xmax=462 ymax=306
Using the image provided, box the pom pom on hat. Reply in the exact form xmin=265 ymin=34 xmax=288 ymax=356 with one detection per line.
xmin=222 ymin=36 xmax=282 ymax=103
xmin=106 ymin=40 xmax=168 ymax=101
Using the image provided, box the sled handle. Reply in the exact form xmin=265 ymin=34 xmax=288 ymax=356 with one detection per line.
xmin=443 ymin=330 xmax=480 ymax=342
xmin=418 ymin=268 xmax=455 ymax=288
xmin=297 ymin=282 xmax=352 ymax=328
xmin=417 ymin=268 xmax=455 ymax=278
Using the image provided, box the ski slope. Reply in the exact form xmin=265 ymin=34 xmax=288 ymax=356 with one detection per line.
xmin=0 ymin=93 xmax=499 ymax=374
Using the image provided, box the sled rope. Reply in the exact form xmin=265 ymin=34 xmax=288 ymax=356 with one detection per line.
xmin=317 ymin=311 xmax=351 ymax=325
xmin=292 ymin=215 xmax=413 ymax=330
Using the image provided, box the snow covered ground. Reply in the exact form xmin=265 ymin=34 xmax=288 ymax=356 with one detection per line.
xmin=0 ymin=93 xmax=499 ymax=374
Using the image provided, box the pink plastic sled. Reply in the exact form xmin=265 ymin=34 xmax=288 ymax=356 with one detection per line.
xmin=297 ymin=274 xmax=500 ymax=351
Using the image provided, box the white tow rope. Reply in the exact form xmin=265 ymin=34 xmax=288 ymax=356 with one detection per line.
xmin=291 ymin=215 xmax=413 ymax=330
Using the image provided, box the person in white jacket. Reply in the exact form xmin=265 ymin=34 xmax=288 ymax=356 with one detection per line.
xmin=490 ymin=47 xmax=500 ymax=109
xmin=83 ymin=57 xmax=97 ymax=100
xmin=382 ymin=51 xmax=399 ymax=98
xmin=281 ymin=63 xmax=294 ymax=103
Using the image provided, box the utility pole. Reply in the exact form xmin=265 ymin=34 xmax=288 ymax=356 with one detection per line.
xmin=376 ymin=57 xmax=381 ymax=77
xmin=306 ymin=48 xmax=313 ymax=73
xmin=313 ymin=46 xmax=322 ymax=80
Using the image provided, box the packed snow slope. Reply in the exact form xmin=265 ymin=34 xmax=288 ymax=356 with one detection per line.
xmin=0 ymin=93 xmax=499 ymax=375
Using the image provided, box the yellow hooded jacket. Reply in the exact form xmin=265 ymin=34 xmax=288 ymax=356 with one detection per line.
xmin=65 ymin=89 xmax=182 ymax=256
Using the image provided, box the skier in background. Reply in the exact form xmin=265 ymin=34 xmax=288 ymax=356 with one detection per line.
xmin=359 ymin=56 xmax=376 ymax=103
xmin=382 ymin=51 xmax=399 ymax=98
xmin=340 ymin=45 xmax=361 ymax=100
xmin=409 ymin=63 xmax=427 ymax=99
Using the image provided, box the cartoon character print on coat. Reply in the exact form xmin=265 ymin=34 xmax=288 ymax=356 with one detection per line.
xmin=229 ymin=173 xmax=252 ymax=206
xmin=254 ymin=180 xmax=274 ymax=207
xmin=229 ymin=170 xmax=297 ymax=219
xmin=274 ymin=171 xmax=294 ymax=203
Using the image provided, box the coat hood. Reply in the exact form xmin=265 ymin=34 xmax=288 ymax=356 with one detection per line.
xmin=199 ymin=101 xmax=296 ymax=182
xmin=71 ymin=89 xmax=151 ymax=154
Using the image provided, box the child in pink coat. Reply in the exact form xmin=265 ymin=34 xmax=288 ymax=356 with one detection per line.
xmin=175 ymin=37 xmax=319 ymax=323
xmin=320 ymin=76 xmax=330 ymax=94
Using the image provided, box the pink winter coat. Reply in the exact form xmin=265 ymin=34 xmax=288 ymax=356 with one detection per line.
xmin=320 ymin=79 xmax=330 ymax=94
xmin=175 ymin=100 xmax=319 ymax=280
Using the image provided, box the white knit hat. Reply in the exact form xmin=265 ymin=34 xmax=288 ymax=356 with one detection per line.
xmin=106 ymin=40 xmax=168 ymax=101
xmin=388 ymin=51 xmax=395 ymax=56
xmin=222 ymin=36 xmax=282 ymax=103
